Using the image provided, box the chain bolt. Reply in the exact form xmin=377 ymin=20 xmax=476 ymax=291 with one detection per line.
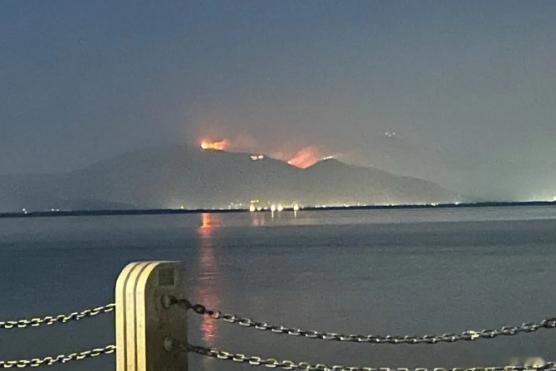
xmin=161 ymin=295 xmax=174 ymax=309
xmin=163 ymin=337 xmax=174 ymax=352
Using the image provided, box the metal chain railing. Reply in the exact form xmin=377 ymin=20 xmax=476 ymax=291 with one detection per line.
xmin=0 ymin=303 xmax=115 ymax=330
xmin=183 ymin=342 xmax=556 ymax=371
xmin=172 ymin=298 xmax=556 ymax=345
xmin=1 ymin=303 xmax=116 ymax=368
xmin=2 ymin=297 xmax=555 ymax=369
xmin=0 ymin=345 xmax=116 ymax=369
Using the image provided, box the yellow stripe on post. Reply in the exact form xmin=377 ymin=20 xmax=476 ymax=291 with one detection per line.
xmin=116 ymin=261 xmax=188 ymax=371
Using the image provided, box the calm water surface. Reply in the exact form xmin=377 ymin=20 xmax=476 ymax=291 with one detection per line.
xmin=1 ymin=206 xmax=556 ymax=370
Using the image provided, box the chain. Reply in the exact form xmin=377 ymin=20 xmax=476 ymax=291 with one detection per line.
xmin=172 ymin=298 xmax=556 ymax=345
xmin=185 ymin=343 xmax=556 ymax=371
xmin=0 ymin=303 xmax=115 ymax=330
xmin=0 ymin=345 xmax=115 ymax=368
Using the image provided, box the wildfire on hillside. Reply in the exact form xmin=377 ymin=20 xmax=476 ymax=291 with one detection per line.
xmin=287 ymin=146 xmax=322 ymax=168
xmin=200 ymin=139 xmax=230 ymax=151
xmin=199 ymin=135 xmax=333 ymax=168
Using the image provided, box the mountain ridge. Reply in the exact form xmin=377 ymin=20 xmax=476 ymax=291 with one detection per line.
xmin=0 ymin=145 xmax=462 ymax=212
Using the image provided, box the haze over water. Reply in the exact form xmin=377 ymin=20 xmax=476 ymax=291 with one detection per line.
xmin=1 ymin=206 xmax=555 ymax=370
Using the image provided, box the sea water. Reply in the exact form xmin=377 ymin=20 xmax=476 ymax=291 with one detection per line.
xmin=1 ymin=206 xmax=555 ymax=370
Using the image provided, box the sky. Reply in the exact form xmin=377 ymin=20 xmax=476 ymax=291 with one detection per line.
xmin=1 ymin=1 xmax=555 ymax=200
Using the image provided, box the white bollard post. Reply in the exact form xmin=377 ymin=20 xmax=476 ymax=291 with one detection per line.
xmin=115 ymin=261 xmax=188 ymax=371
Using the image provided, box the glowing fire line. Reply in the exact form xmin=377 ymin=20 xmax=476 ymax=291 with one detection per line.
xmin=200 ymin=139 xmax=229 ymax=151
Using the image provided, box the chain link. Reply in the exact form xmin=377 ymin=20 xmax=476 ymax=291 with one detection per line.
xmin=0 ymin=345 xmax=115 ymax=368
xmin=173 ymin=298 xmax=556 ymax=345
xmin=0 ymin=303 xmax=115 ymax=330
xmin=185 ymin=343 xmax=556 ymax=371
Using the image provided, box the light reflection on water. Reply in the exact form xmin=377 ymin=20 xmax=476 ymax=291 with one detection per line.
xmin=196 ymin=213 xmax=222 ymax=344
xmin=250 ymin=212 xmax=267 ymax=227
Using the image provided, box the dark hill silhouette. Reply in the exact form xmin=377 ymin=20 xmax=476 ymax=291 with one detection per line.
xmin=0 ymin=145 xmax=461 ymax=212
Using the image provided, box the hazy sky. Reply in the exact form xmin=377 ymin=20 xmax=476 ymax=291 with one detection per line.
xmin=1 ymin=1 xmax=555 ymax=199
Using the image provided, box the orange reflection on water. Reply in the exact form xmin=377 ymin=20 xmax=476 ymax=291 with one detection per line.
xmin=198 ymin=212 xmax=222 ymax=238
xmin=196 ymin=213 xmax=222 ymax=344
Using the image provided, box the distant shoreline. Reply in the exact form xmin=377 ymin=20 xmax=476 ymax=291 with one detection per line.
xmin=0 ymin=201 xmax=555 ymax=219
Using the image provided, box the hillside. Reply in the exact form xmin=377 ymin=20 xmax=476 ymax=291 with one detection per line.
xmin=0 ymin=145 xmax=461 ymax=212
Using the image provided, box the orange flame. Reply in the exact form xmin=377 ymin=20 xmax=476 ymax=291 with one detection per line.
xmin=288 ymin=146 xmax=321 ymax=168
xmin=200 ymin=139 xmax=230 ymax=151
